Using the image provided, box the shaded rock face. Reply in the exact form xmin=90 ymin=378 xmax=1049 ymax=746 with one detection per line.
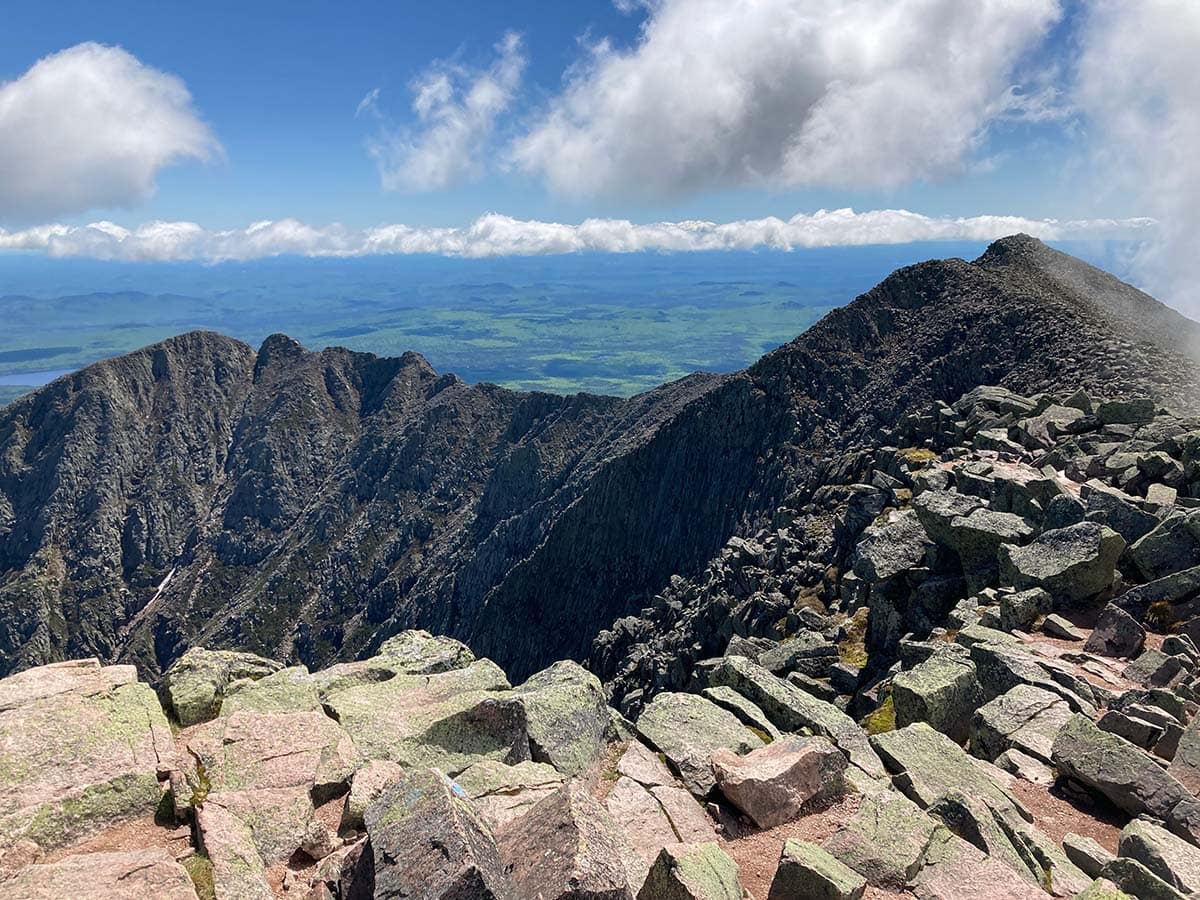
xmin=4 ymin=237 xmax=1200 ymax=686
xmin=365 ymin=767 xmax=515 ymax=900
xmin=769 ymin=838 xmax=866 ymax=900
xmin=495 ymin=785 xmax=634 ymax=900
xmin=638 ymin=843 xmax=742 ymax=900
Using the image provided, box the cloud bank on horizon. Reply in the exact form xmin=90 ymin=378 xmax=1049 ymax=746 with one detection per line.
xmin=0 ymin=0 xmax=1196 ymax=312
xmin=0 ymin=210 xmax=1154 ymax=262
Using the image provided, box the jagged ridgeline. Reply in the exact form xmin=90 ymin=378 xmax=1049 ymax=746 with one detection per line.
xmin=0 ymin=234 xmax=1198 ymax=685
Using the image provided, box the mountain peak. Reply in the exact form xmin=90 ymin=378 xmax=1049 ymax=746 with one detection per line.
xmin=979 ymin=232 xmax=1048 ymax=260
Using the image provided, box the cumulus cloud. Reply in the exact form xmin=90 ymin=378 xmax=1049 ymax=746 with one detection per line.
xmin=513 ymin=0 xmax=1061 ymax=197
xmin=366 ymin=33 xmax=526 ymax=192
xmin=0 ymin=209 xmax=1150 ymax=263
xmin=1075 ymin=0 xmax=1200 ymax=316
xmin=0 ymin=43 xmax=219 ymax=224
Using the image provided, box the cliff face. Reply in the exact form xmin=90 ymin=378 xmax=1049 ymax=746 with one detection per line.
xmin=1 ymin=235 xmax=1197 ymax=680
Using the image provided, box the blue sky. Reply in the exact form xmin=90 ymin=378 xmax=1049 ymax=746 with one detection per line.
xmin=0 ymin=0 xmax=646 ymax=227
xmin=0 ymin=0 xmax=1119 ymax=227
xmin=0 ymin=0 xmax=1195 ymax=316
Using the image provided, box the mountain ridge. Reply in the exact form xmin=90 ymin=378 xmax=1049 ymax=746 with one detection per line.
xmin=1 ymin=235 xmax=1198 ymax=682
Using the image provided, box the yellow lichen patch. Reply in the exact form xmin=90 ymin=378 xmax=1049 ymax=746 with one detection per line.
xmin=837 ymin=607 xmax=870 ymax=669
xmin=182 ymin=853 xmax=216 ymax=900
xmin=746 ymin=726 xmax=774 ymax=745
xmin=897 ymin=447 xmax=938 ymax=468
xmin=861 ymin=695 xmax=895 ymax=736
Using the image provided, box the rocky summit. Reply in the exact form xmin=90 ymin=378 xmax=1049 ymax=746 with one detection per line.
xmin=4 ymin=236 xmax=1200 ymax=898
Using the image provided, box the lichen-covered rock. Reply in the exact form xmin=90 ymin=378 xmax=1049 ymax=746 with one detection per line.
xmin=0 ymin=849 xmax=200 ymax=900
xmin=638 ymin=842 xmax=742 ymax=900
xmin=870 ymin=722 xmax=1029 ymax=816
xmin=0 ymin=659 xmax=174 ymax=851
xmin=706 ymin=655 xmax=885 ymax=779
xmin=342 ymin=759 xmax=405 ymax=830
xmin=711 ymin=736 xmax=846 ymax=828
xmin=913 ymin=490 xmax=985 ymax=548
xmin=365 ymin=767 xmax=515 ymax=900
xmin=998 ymin=522 xmax=1125 ymax=605
xmin=1096 ymin=398 xmax=1157 ymax=425
xmin=824 ymin=788 xmax=939 ymax=887
xmin=375 ymin=629 xmax=476 ymax=673
xmin=759 ymin=631 xmax=838 ymax=678
xmin=1073 ymin=878 xmax=1134 ymax=899
xmin=970 ymin=684 xmax=1072 ymax=764
xmin=496 ymin=784 xmax=634 ymax=899
xmin=1127 ymin=513 xmax=1200 ymax=582
xmin=1125 ymin=649 xmax=1190 ymax=689
xmin=768 ymin=839 xmax=865 ymax=900
xmin=866 ymin=722 xmax=1083 ymax=888
xmin=907 ymin=827 xmax=1046 ymax=900
xmin=701 ymin=686 xmax=783 ymax=740
xmin=1052 ymin=715 xmax=1200 ymax=846
xmin=1169 ymin=717 xmax=1200 ymax=797
xmin=968 ymin=641 xmax=1098 ymax=716
xmin=998 ymin=588 xmax=1052 ymax=633
xmin=851 ymin=511 xmax=932 ymax=582
xmin=1063 ymin=833 xmax=1115 ymax=879
xmin=995 ymin=747 xmax=1055 ymax=786
xmin=181 ymin=671 xmax=358 ymax=863
xmin=949 ymin=508 xmax=1036 ymax=590
xmin=1118 ymin=818 xmax=1200 ymax=894
xmin=323 ymin=659 xmax=529 ymax=776
xmin=455 ymin=759 xmax=564 ymax=829
xmin=892 ymin=653 xmax=980 ymax=743
xmin=514 ymin=660 xmax=613 ymax=776
xmin=1081 ymin=481 xmax=1161 ymax=545
xmin=196 ymin=801 xmax=274 ymax=900
xmin=161 ymin=647 xmax=282 ymax=726
xmin=635 ymin=692 xmax=763 ymax=797
xmin=1098 ymin=857 xmax=1187 ymax=900
xmin=220 ymin=664 xmax=324 ymax=714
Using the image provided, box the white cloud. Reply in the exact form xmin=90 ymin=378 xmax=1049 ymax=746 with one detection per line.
xmin=1075 ymin=0 xmax=1200 ymax=316
xmin=0 ymin=210 xmax=1151 ymax=263
xmin=355 ymin=87 xmax=382 ymax=119
xmin=0 ymin=43 xmax=219 ymax=224
xmin=513 ymin=0 xmax=1061 ymax=198
xmin=367 ymin=33 xmax=526 ymax=192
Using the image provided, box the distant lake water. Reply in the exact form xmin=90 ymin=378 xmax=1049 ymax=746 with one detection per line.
xmin=0 ymin=368 xmax=73 ymax=386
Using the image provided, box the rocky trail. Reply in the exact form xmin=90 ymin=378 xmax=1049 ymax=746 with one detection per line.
xmin=5 ymin=375 xmax=1200 ymax=898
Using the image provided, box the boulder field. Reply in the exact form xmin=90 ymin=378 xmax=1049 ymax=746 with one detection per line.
xmin=4 ymin=380 xmax=1200 ymax=900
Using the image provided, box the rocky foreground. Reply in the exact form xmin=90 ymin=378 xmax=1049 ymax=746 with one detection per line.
xmin=4 ymin=381 xmax=1200 ymax=899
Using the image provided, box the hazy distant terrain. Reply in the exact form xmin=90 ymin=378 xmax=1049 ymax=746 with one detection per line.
xmin=0 ymin=241 xmax=1133 ymax=399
